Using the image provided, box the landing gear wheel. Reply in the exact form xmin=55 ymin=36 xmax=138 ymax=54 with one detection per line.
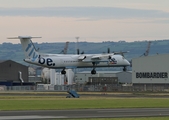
xmin=91 ymin=69 xmax=96 ymax=74
xmin=61 ymin=70 xmax=66 ymax=74
xmin=91 ymin=62 xmax=97 ymax=74
xmin=123 ymin=67 xmax=127 ymax=72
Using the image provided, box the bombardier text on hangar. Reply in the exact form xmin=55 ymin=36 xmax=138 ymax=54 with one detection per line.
xmin=8 ymin=36 xmax=130 ymax=74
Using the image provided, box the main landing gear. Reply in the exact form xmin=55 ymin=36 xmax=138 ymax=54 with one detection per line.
xmin=61 ymin=69 xmax=66 ymax=74
xmin=91 ymin=62 xmax=97 ymax=74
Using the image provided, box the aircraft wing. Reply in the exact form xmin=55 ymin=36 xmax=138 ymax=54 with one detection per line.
xmin=114 ymin=51 xmax=129 ymax=56
xmin=91 ymin=54 xmax=114 ymax=60
xmin=78 ymin=54 xmax=114 ymax=62
xmin=78 ymin=55 xmax=86 ymax=60
xmin=91 ymin=55 xmax=102 ymax=60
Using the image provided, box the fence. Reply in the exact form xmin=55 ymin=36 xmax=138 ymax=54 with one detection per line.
xmin=0 ymin=84 xmax=169 ymax=92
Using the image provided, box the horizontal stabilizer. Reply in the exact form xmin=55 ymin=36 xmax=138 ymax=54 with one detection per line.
xmin=8 ymin=36 xmax=41 ymax=39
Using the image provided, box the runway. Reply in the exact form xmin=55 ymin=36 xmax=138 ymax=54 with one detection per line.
xmin=0 ymin=108 xmax=169 ymax=119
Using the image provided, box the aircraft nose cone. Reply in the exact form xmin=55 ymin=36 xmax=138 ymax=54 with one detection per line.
xmin=125 ymin=59 xmax=130 ymax=66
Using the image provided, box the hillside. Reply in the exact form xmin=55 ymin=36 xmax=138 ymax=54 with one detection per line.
xmin=0 ymin=39 xmax=169 ymax=68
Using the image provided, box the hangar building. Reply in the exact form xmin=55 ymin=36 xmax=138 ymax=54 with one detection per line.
xmin=75 ymin=71 xmax=132 ymax=85
xmin=0 ymin=60 xmax=28 ymax=82
xmin=132 ymin=54 xmax=169 ymax=85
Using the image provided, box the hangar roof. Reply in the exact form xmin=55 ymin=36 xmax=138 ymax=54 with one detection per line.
xmin=0 ymin=60 xmax=6 ymax=63
xmin=0 ymin=60 xmax=27 ymax=67
xmin=132 ymin=53 xmax=169 ymax=60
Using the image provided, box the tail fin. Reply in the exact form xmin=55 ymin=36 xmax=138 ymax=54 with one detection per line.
xmin=8 ymin=36 xmax=41 ymax=60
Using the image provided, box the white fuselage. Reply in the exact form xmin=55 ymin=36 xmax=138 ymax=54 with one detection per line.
xmin=24 ymin=53 xmax=130 ymax=69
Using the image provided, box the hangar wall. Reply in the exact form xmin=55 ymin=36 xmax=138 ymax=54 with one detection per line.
xmin=75 ymin=71 xmax=132 ymax=84
xmin=132 ymin=54 xmax=169 ymax=84
xmin=0 ymin=60 xmax=28 ymax=82
xmin=117 ymin=72 xmax=132 ymax=84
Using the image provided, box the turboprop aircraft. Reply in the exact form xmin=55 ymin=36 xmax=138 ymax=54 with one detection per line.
xmin=8 ymin=36 xmax=130 ymax=74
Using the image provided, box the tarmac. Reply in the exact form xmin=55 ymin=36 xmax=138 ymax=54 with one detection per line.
xmin=0 ymin=92 xmax=169 ymax=119
xmin=0 ymin=108 xmax=169 ymax=119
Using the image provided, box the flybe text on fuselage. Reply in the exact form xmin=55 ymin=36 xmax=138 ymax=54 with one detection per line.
xmin=25 ymin=57 xmax=56 ymax=67
xmin=38 ymin=57 xmax=55 ymax=66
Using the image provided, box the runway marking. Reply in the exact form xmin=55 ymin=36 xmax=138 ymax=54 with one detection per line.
xmin=97 ymin=108 xmax=169 ymax=112
xmin=1 ymin=108 xmax=169 ymax=119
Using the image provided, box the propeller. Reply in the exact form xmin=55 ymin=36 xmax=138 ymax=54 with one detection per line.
xmin=77 ymin=49 xmax=80 ymax=55
xmin=107 ymin=48 xmax=110 ymax=53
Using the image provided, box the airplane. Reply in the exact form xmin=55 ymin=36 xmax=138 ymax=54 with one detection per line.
xmin=8 ymin=36 xmax=130 ymax=74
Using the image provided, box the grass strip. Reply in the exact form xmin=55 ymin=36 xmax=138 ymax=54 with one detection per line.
xmin=0 ymin=96 xmax=169 ymax=110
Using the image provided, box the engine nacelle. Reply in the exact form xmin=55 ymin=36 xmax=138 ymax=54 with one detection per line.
xmin=108 ymin=56 xmax=117 ymax=63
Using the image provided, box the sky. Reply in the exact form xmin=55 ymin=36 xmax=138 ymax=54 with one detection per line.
xmin=0 ymin=0 xmax=169 ymax=43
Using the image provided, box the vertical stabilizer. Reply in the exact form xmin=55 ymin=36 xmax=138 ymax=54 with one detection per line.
xmin=19 ymin=36 xmax=38 ymax=59
xmin=8 ymin=36 xmax=40 ymax=60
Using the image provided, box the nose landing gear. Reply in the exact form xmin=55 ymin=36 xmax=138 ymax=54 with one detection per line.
xmin=91 ymin=62 xmax=97 ymax=74
xmin=91 ymin=69 xmax=96 ymax=74
xmin=123 ymin=66 xmax=127 ymax=72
